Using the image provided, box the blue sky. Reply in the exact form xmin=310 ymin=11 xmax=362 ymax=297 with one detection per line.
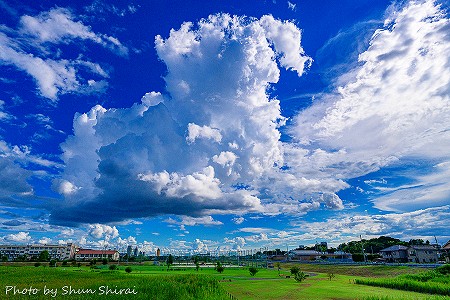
xmin=0 ymin=0 xmax=449 ymax=254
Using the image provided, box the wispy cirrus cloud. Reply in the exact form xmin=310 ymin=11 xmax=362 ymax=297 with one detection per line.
xmin=289 ymin=0 xmax=450 ymax=212
xmin=19 ymin=8 xmax=128 ymax=56
xmin=0 ymin=7 xmax=127 ymax=101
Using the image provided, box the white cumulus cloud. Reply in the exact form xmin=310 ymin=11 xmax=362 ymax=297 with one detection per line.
xmin=289 ymin=0 xmax=450 ymax=212
xmin=51 ymin=13 xmax=313 ymax=225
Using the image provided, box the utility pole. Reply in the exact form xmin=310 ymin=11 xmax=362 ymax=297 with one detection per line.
xmin=360 ymin=235 xmax=367 ymax=263
xmin=434 ymin=236 xmax=441 ymax=260
xmin=286 ymin=245 xmax=289 ymax=262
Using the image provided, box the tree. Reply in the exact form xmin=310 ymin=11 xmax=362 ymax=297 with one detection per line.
xmin=290 ymin=266 xmax=300 ymax=276
xmin=125 ymin=266 xmax=132 ymax=273
xmin=215 ymin=261 xmax=225 ymax=273
xmin=194 ymin=256 xmax=200 ymax=271
xmin=294 ymin=271 xmax=307 ymax=282
xmin=1 ymin=255 xmax=8 ymax=262
xmin=275 ymin=262 xmax=281 ymax=274
xmin=49 ymin=260 xmax=57 ymax=267
xmin=327 ymin=273 xmax=335 ymax=281
xmin=409 ymin=239 xmax=425 ymax=245
xmin=102 ymin=258 xmax=108 ymax=265
xmin=339 ymin=236 xmax=408 ymax=254
xmin=166 ymin=254 xmax=174 ymax=270
xmin=249 ymin=267 xmax=258 ymax=276
xmin=39 ymin=250 xmax=49 ymax=262
xmin=352 ymin=253 xmax=365 ymax=262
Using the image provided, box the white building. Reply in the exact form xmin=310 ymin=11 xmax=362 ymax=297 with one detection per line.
xmin=0 ymin=243 xmax=76 ymax=261
xmin=75 ymin=249 xmax=119 ymax=261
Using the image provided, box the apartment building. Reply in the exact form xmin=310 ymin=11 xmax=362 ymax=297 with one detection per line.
xmin=75 ymin=249 xmax=119 ymax=261
xmin=0 ymin=243 xmax=77 ymax=261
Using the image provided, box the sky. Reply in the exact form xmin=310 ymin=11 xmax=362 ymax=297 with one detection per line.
xmin=0 ymin=0 xmax=449 ymax=255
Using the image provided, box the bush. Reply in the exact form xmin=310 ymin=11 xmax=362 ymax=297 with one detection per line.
xmin=352 ymin=253 xmax=365 ymax=262
xmin=437 ymin=264 xmax=450 ymax=275
xmin=125 ymin=266 xmax=132 ymax=273
xmin=290 ymin=266 xmax=300 ymax=275
xmin=49 ymin=260 xmax=57 ymax=267
xmin=109 ymin=264 xmax=118 ymax=271
xmin=249 ymin=267 xmax=258 ymax=276
xmin=34 ymin=262 xmax=41 ymax=267
xmin=102 ymin=258 xmax=108 ymax=265
xmin=294 ymin=271 xmax=307 ymax=282
xmin=215 ymin=262 xmax=225 ymax=274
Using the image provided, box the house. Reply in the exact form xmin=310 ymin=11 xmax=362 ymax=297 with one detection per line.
xmin=288 ymin=250 xmax=321 ymax=261
xmin=380 ymin=245 xmax=439 ymax=263
xmin=379 ymin=245 xmax=408 ymax=263
xmin=407 ymin=245 xmax=439 ymax=263
xmin=441 ymin=240 xmax=450 ymax=263
xmin=75 ymin=249 xmax=119 ymax=261
xmin=288 ymin=249 xmax=352 ymax=261
xmin=0 ymin=243 xmax=76 ymax=261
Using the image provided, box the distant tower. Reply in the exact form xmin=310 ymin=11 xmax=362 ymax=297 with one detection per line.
xmin=156 ymin=248 xmax=161 ymax=257
xmin=127 ymin=245 xmax=132 ymax=257
xmin=134 ymin=246 xmax=138 ymax=257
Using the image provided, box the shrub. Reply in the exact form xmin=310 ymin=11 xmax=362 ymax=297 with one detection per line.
xmin=49 ymin=260 xmax=57 ymax=267
xmin=125 ymin=266 xmax=132 ymax=273
xmin=215 ymin=262 xmax=225 ymax=274
xmin=437 ymin=264 xmax=450 ymax=275
xmin=109 ymin=264 xmax=118 ymax=271
xmin=102 ymin=258 xmax=108 ymax=265
xmin=352 ymin=253 xmax=365 ymax=262
xmin=34 ymin=262 xmax=41 ymax=267
xmin=249 ymin=267 xmax=258 ymax=276
xmin=290 ymin=266 xmax=300 ymax=275
xmin=294 ymin=271 xmax=307 ymax=282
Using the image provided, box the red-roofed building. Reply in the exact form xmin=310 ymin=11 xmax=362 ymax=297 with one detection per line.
xmin=75 ymin=249 xmax=119 ymax=261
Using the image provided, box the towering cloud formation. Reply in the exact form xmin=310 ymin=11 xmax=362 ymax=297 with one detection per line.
xmin=53 ymin=0 xmax=450 ymax=226
xmin=52 ymin=14 xmax=313 ymax=225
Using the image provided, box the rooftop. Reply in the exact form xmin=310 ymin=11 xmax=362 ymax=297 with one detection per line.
xmin=380 ymin=245 xmax=408 ymax=252
xmin=76 ymin=249 xmax=118 ymax=255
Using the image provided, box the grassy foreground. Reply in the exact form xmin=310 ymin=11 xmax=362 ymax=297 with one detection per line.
xmin=1 ymin=263 xmax=449 ymax=299
xmin=355 ymin=265 xmax=450 ymax=297
xmin=0 ymin=266 xmax=229 ymax=299
xmin=220 ymin=269 xmax=450 ymax=300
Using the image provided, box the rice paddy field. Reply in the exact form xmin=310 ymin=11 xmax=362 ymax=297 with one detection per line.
xmin=0 ymin=262 xmax=449 ymax=299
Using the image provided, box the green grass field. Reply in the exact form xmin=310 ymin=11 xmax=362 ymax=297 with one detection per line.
xmin=0 ymin=263 xmax=449 ymax=299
